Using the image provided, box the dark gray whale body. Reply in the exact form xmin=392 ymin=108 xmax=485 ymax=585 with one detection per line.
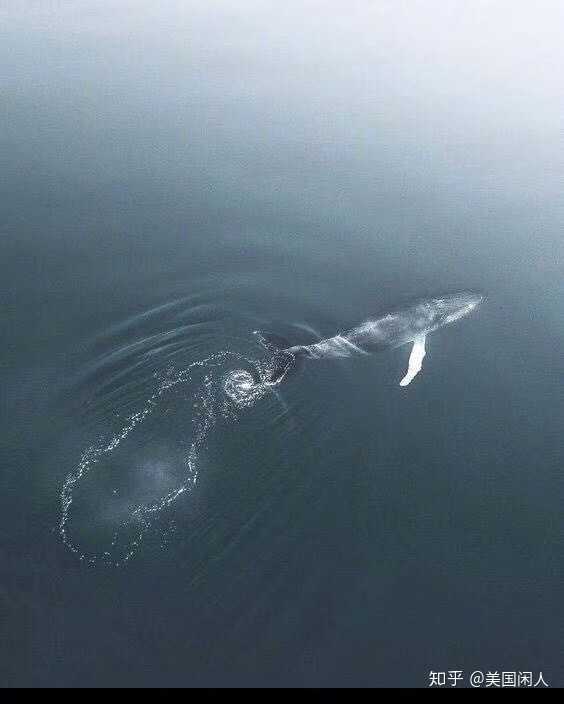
xmin=255 ymin=291 xmax=484 ymax=387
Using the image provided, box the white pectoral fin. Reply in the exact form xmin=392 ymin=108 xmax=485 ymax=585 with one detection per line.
xmin=399 ymin=334 xmax=427 ymax=387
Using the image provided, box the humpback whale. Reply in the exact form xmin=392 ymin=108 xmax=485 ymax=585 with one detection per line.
xmin=251 ymin=291 xmax=483 ymax=389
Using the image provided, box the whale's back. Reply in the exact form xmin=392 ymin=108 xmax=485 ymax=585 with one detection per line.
xmin=300 ymin=313 xmax=420 ymax=360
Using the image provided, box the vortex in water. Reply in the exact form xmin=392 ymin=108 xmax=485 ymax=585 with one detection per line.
xmin=223 ymin=369 xmax=255 ymax=400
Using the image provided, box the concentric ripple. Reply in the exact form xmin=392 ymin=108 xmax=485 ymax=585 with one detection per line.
xmin=57 ymin=285 xmax=341 ymax=567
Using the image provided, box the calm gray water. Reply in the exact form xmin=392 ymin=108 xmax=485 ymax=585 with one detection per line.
xmin=2 ymin=1 xmax=564 ymax=688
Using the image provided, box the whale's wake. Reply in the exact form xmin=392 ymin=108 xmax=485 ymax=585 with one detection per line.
xmin=59 ymin=351 xmax=277 ymax=566
xmin=59 ymin=292 xmax=483 ymax=565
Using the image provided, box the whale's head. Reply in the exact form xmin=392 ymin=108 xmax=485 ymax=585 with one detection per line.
xmin=417 ymin=291 xmax=484 ymax=332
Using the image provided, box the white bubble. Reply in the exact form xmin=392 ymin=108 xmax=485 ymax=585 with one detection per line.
xmin=59 ymin=350 xmax=275 ymax=566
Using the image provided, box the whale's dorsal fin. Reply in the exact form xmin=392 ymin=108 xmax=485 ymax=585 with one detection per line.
xmin=399 ymin=334 xmax=426 ymax=387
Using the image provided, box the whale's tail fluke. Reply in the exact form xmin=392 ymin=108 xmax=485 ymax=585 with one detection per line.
xmin=254 ymin=330 xmax=303 ymax=385
xmin=254 ymin=331 xmax=293 ymax=353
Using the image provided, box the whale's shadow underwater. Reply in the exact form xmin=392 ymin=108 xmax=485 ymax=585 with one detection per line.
xmin=225 ymin=291 xmax=484 ymax=401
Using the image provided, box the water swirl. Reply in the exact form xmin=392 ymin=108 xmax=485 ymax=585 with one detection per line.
xmin=59 ymin=349 xmax=277 ymax=566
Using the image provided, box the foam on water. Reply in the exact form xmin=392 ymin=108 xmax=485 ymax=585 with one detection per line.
xmin=59 ymin=350 xmax=275 ymax=567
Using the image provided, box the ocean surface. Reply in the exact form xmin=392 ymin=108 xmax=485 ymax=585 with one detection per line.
xmin=2 ymin=1 xmax=563 ymax=688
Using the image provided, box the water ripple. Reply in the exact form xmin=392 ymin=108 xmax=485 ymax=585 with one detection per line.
xmin=58 ymin=292 xmax=321 ymax=566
